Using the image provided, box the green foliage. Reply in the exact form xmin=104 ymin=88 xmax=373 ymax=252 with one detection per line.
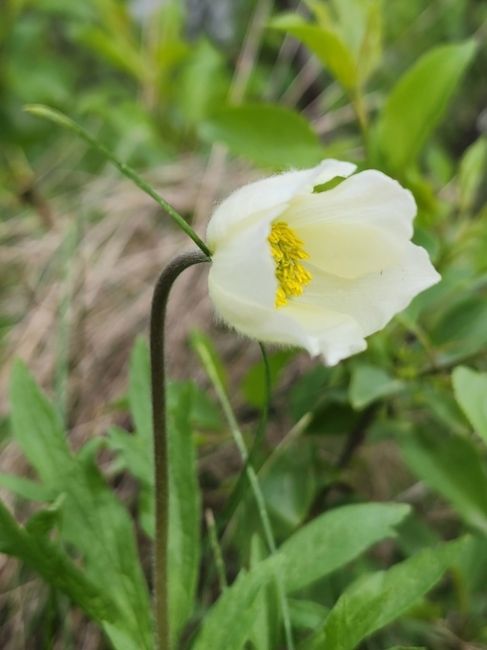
xmin=400 ymin=429 xmax=487 ymax=535
xmin=279 ymin=503 xmax=410 ymax=592
xmin=452 ymin=366 xmax=487 ymax=445
xmin=304 ymin=538 xmax=466 ymax=650
xmin=8 ymin=361 xmax=153 ymax=648
xmin=2 ymin=1 xmax=487 ymax=647
xmin=349 ymin=363 xmax=404 ymax=410
xmin=271 ymin=15 xmax=358 ymax=91
xmin=192 ymin=557 xmax=283 ymax=650
xmin=458 ymin=136 xmax=487 ymax=213
xmin=109 ymin=337 xmax=204 ymax=645
xmin=201 ymin=104 xmax=324 ymax=169
xmin=376 ymin=41 xmax=477 ymax=173
xmin=0 ymin=499 xmax=113 ymax=624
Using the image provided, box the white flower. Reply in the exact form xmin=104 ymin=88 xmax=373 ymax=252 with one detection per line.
xmin=206 ymin=160 xmax=440 ymax=366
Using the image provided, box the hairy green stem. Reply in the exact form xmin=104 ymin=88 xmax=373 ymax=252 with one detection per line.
xmin=150 ymin=251 xmax=210 ymax=650
xmin=24 ymin=104 xmax=211 ymax=257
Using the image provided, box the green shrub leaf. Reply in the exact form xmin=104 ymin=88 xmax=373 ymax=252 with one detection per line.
xmin=271 ymin=14 xmax=358 ymax=91
xmin=201 ymin=104 xmax=323 ymax=169
xmin=280 ymin=502 xmax=410 ymax=592
xmin=305 ymin=538 xmax=466 ymax=650
xmin=192 ymin=558 xmax=282 ymax=650
xmin=349 ymin=364 xmax=404 ymax=410
xmin=400 ymin=430 xmax=487 ymax=535
xmin=452 ymin=366 xmax=487 ymax=445
xmin=377 ymin=40 xmax=476 ymax=172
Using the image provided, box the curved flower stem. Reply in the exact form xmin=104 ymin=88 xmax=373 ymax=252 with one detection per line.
xmin=150 ymin=251 xmax=210 ymax=650
xmin=24 ymin=104 xmax=212 ymax=258
xmin=194 ymin=340 xmax=295 ymax=650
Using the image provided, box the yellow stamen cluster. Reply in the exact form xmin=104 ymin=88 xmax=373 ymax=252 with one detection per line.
xmin=268 ymin=221 xmax=312 ymax=308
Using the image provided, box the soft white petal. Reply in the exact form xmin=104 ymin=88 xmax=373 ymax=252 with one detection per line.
xmin=283 ymin=169 xmax=416 ymax=238
xmin=209 ymin=218 xmax=366 ymax=362
xmin=297 ymin=241 xmax=441 ymax=336
xmin=208 ymin=271 xmax=317 ymax=351
xmin=297 ymin=221 xmax=404 ymax=279
xmin=209 ymin=269 xmax=366 ymax=364
xmin=206 ymin=159 xmax=356 ymax=248
xmin=284 ymin=303 xmax=367 ymax=365
xmin=209 ymin=220 xmax=276 ymax=308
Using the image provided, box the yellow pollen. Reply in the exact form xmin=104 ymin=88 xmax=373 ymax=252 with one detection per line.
xmin=268 ymin=221 xmax=312 ymax=308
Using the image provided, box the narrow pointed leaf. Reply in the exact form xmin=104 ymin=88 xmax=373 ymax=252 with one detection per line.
xmin=306 ymin=539 xmax=466 ymax=650
xmin=452 ymin=366 xmax=487 ymax=445
xmin=280 ymin=502 xmax=410 ymax=592
xmin=377 ymin=41 xmax=476 ymax=171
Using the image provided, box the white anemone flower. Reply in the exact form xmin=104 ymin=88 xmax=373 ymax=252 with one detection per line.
xmin=206 ymin=160 xmax=440 ymax=366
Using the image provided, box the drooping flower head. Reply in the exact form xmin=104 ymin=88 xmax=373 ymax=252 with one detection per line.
xmin=206 ymin=160 xmax=440 ymax=366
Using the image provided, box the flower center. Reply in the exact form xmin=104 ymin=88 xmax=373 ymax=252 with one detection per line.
xmin=268 ymin=221 xmax=312 ymax=308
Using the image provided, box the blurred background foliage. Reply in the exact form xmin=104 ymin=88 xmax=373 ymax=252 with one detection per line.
xmin=1 ymin=0 xmax=487 ymax=649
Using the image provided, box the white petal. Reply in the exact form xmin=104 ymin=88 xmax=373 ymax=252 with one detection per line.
xmin=208 ymin=270 xmax=317 ymax=351
xmin=283 ymin=169 xmax=416 ymax=239
xmin=284 ymin=303 xmax=367 ymax=365
xmin=298 ymin=241 xmax=441 ymax=336
xmin=210 ymin=221 xmax=368 ymax=365
xmin=297 ymin=221 xmax=403 ymax=279
xmin=206 ymin=159 xmax=356 ymax=249
xmin=209 ymin=220 xmax=276 ymax=309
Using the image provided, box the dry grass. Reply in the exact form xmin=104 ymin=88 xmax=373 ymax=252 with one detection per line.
xmin=0 ymin=154 xmax=270 ymax=648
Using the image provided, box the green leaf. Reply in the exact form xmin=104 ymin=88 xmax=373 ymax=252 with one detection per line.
xmin=400 ymin=430 xmax=487 ymax=535
xmin=289 ymin=599 xmax=328 ymax=631
xmin=0 ymin=499 xmax=113 ymax=624
xmin=305 ymin=538 xmax=466 ymax=650
xmin=192 ymin=558 xmax=282 ymax=650
xmin=356 ymin=0 xmax=382 ymax=83
xmin=241 ymin=350 xmax=294 ymax=409
xmin=323 ymin=0 xmax=383 ymax=84
xmin=430 ymin=295 xmax=487 ymax=363
xmin=9 ymin=361 xmax=153 ymax=648
xmin=458 ymin=136 xmax=487 ymax=212
xmin=249 ymin=535 xmax=278 ymax=650
xmin=178 ymin=39 xmax=229 ymax=126
xmin=168 ymin=383 xmax=201 ymax=645
xmin=190 ymin=330 xmax=228 ymax=392
xmin=279 ymin=502 xmax=410 ymax=592
xmin=200 ymin=104 xmax=323 ymax=169
xmin=459 ymin=136 xmax=487 ymax=212
xmin=25 ymin=496 xmax=64 ymax=536
xmin=108 ymin=425 xmax=151 ymax=483
xmin=129 ymin=337 xmax=152 ymax=442
xmin=0 ymin=473 xmax=52 ymax=502
xmin=349 ymin=364 xmax=404 ymax=410
xmin=452 ymin=366 xmax=487 ymax=445
xmin=271 ymin=14 xmax=358 ymax=91
xmin=386 ymin=647 xmax=426 ymax=650
xmin=109 ymin=385 xmax=201 ymax=645
xmin=261 ymin=441 xmax=319 ymax=535
xmin=9 ymin=360 xmax=73 ymax=487
xmin=377 ymin=40 xmax=477 ymax=172
xmin=111 ymin=339 xmax=203 ymax=642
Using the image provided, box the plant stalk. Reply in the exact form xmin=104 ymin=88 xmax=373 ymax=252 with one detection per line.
xmin=150 ymin=251 xmax=210 ymax=650
xmin=24 ymin=104 xmax=212 ymax=257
